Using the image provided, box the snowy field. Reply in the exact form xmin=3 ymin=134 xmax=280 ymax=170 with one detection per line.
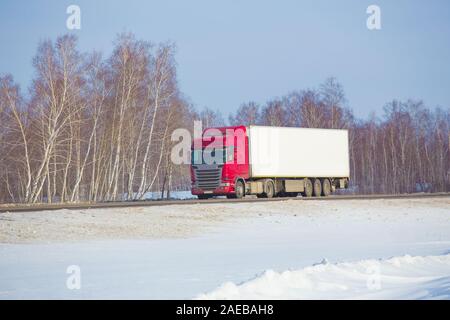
xmin=0 ymin=197 xmax=449 ymax=299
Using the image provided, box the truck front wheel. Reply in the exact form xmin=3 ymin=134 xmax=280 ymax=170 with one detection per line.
xmin=235 ymin=180 xmax=245 ymax=199
xmin=302 ymin=178 xmax=313 ymax=197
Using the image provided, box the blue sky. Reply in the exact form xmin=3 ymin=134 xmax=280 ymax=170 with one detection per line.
xmin=0 ymin=0 xmax=449 ymax=119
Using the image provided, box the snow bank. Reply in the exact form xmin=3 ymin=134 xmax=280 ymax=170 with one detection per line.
xmin=141 ymin=190 xmax=195 ymax=200
xmin=197 ymin=254 xmax=450 ymax=300
xmin=122 ymin=190 xmax=195 ymax=200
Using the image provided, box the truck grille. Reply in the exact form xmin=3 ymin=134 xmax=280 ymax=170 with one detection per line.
xmin=194 ymin=166 xmax=222 ymax=190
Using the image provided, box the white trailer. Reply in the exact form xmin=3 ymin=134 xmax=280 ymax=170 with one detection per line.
xmin=244 ymin=126 xmax=350 ymax=198
xmin=248 ymin=126 xmax=350 ymax=178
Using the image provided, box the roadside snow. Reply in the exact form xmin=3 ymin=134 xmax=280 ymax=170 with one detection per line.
xmin=0 ymin=197 xmax=449 ymax=299
xmin=123 ymin=190 xmax=195 ymax=200
xmin=198 ymin=254 xmax=450 ymax=300
xmin=139 ymin=190 xmax=195 ymax=200
xmin=1 ymin=197 xmax=448 ymax=244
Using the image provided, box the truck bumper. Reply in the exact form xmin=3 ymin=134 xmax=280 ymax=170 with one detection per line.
xmin=191 ymin=185 xmax=234 ymax=196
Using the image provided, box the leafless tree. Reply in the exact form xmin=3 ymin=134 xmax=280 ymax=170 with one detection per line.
xmin=229 ymin=102 xmax=260 ymax=126
xmin=1 ymin=37 xmax=449 ymax=204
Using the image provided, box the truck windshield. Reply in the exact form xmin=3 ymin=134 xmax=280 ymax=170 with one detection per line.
xmin=191 ymin=146 xmax=234 ymax=165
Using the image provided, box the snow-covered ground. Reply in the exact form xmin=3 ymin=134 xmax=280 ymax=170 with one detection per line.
xmin=140 ymin=190 xmax=196 ymax=200
xmin=199 ymin=254 xmax=450 ymax=299
xmin=0 ymin=197 xmax=449 ymax=299
xmin=122 ymin=190 xmax=195 ymax=201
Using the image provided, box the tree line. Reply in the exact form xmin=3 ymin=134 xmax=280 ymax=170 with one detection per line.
xmin=0 ymin=33 xmax=449 ymax=203
xmin=0 ymin=33 xmax=197 ymax=203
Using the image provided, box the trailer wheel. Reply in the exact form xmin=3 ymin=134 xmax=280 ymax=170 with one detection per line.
xmin=312 ymin=178 xmax=322 ymax=197
xmin=302 ymin=178 xmax=313 ymax=197
xmin=321 ymin=178 xmax=331 ymax=196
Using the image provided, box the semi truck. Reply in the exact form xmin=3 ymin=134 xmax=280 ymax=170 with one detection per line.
xmin=191 ymin=125 xmax=350 ymax=199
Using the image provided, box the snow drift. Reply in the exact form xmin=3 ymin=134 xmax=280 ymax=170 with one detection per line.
xmin=197 ymin=254 xmax=450 ymax=300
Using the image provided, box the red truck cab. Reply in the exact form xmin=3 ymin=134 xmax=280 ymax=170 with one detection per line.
xmin=191 ymin=126 xmax=248 ymax=199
